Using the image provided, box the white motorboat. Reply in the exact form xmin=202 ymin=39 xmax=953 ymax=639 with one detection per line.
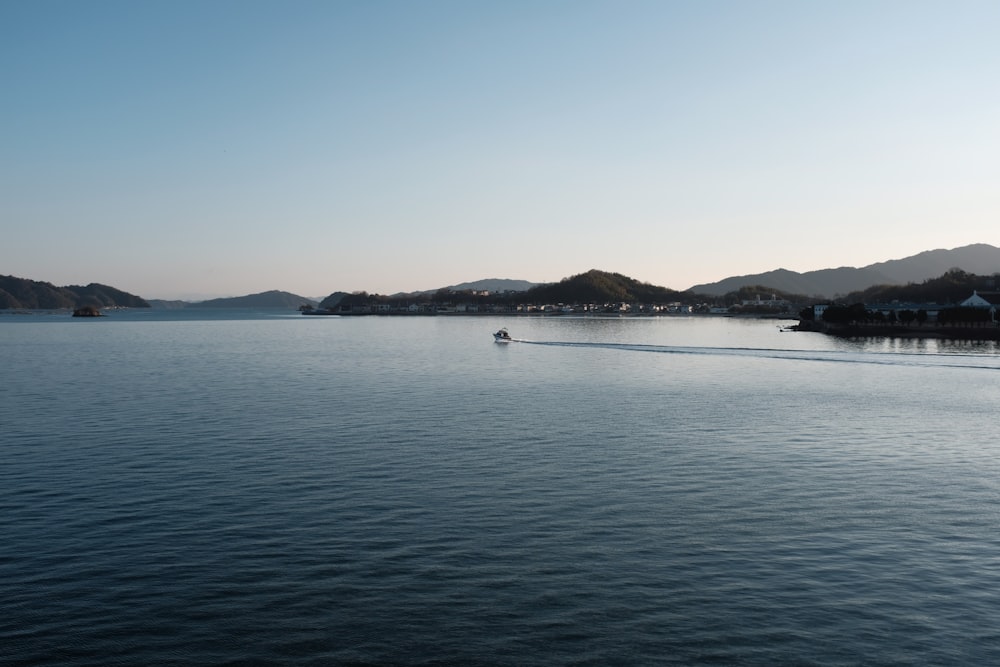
xmin=493 ymin=328 xmax=512 ymax=342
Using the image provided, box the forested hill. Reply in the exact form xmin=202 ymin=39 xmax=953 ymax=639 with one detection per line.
xmin=0 ymin=275 xmax=149 ymax=309
xmin=525 ymin=269 xmax=685 ymax=304
xmin=838 ymin=269 xmax=998 ymax=305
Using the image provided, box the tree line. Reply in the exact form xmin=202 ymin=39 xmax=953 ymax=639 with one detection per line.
xmin=808 ymin=304 xmax=993 ymax=327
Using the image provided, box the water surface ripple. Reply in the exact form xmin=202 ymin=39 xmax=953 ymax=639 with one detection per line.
xmin=2 ymin=313 xmax=999 ymax=665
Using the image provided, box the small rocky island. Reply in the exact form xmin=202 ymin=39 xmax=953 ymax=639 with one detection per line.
xmin=72 ymin=306 xmax=102 ymax=317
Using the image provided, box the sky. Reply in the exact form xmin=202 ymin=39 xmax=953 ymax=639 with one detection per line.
xmin=3 ymin=0 xmax=999 ymax=300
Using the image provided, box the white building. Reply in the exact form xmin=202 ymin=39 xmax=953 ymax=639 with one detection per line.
xmin=959 ymin=290 xmax=1000 ymax=321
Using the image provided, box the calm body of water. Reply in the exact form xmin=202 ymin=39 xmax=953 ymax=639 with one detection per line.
xmin=3 ymin=311 xmax=1000 ymax=665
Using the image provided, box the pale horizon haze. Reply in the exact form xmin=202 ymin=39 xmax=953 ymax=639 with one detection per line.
xmin=3 ymin=1 xmax=999 ymax=300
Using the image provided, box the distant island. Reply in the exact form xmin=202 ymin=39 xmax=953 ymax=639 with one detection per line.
xmin=310 ymin=269 xmax=700 ymax=315
xmin=72 ymin=305 xmax=103 ymax=317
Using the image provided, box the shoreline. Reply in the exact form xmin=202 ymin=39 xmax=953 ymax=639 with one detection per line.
xmin=794 ymin=320 xmax=1000 ymax=341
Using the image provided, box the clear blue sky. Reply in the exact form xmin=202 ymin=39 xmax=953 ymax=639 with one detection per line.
xmin=3 ymin=0 xmax=999 ymax=299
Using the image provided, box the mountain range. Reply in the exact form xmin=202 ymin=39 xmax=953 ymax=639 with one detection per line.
xmin=4 ymin=244 xmax=999 ymax=309
xmin=438 ymin=278 xmax=538 ymax=293
xmin=688 ymin=243 xmax=1000 ymax=297
xmin=147 ymin=290 xmax=317 ymax=310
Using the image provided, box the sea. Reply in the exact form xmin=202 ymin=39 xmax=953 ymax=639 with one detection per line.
xmin=3 ymin=310 xmax=1000 ymax=666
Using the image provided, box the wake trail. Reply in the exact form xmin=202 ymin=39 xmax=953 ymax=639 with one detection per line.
xmin=511 ymin=339 xmax=1000 ymax=371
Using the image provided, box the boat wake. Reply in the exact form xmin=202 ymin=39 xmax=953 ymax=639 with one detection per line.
xmin=513 ymin=340 xmax=1000 ymax=371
